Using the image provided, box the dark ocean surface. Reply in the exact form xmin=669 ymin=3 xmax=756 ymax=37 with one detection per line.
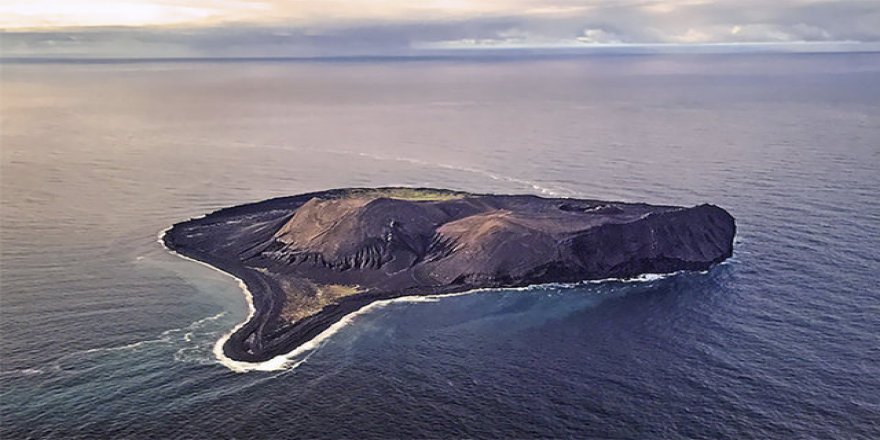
xmin=1 ymin=53 xmax=879 ymax=439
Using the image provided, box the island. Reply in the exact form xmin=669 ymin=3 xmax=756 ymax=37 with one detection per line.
xmin=162 ymin=188 xmax=736 ymax=363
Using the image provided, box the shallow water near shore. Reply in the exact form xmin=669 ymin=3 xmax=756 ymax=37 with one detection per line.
xmin=2 ymin=53 xmax=879 ymax=438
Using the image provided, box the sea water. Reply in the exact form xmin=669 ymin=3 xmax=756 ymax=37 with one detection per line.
xmin=1 ymin=54 xmax=878 ymax=438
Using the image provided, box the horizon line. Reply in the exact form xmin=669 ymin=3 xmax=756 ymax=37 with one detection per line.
xmin=3 ymin=47 xmax=879 ymax=64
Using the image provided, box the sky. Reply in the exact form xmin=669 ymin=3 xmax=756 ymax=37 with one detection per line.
xmin=1 ymin=0 xmax=879 ymax=57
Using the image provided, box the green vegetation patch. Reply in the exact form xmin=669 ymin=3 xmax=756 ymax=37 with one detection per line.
xmin=345 ymin=187 xmax=472 ymax=202
xmin=280 ymin=283 xmax=363 ymax=323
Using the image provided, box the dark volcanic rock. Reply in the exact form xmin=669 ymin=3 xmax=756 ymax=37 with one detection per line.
xmin=163 ymin=188 xmax=735 ymax=363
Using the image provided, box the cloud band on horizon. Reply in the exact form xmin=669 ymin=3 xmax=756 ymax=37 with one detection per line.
xmin=1 ymin=0 xmax=878 ymax=57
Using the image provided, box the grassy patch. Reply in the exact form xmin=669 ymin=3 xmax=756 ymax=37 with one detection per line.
xmin=346 ymin=187 xmax=470 ymax=201
xmin=280 ymin=283 xmax=363 ymax=323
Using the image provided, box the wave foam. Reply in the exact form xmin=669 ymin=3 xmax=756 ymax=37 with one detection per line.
xmin=80 ymin=339 xmax=167 ymax=355
xmin=329 ymin=148 xmax=574 ymax=197
xmin=0 ymin=368 xmax=45 ymax=377
xmin=158 ymin=226 xmax=264 ymax=372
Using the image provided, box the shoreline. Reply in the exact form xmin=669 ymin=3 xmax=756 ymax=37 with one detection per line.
xmin=158 ymin=224 xmax=699 ymax=373
xmin=157 ymin=226 xmax=265 ymax=372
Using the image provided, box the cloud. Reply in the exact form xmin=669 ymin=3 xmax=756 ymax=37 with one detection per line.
xmin=1 ymin=0 xmax=878 ymax=57
xmin=0 ymin=0 xmax=271 ymax=28
xmin=577 ymin=28 xmax=623 ymax=45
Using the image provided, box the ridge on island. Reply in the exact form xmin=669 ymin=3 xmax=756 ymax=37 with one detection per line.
xmin=163 ymin=188 xmax=736 ymax=364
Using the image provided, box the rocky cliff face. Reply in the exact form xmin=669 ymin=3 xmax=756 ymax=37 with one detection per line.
xmin=257 ymin=193 xmax=735 ymax=289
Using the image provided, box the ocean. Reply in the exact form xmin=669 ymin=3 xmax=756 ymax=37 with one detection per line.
xmin=1 ymin=53 xmax=878 ymax=438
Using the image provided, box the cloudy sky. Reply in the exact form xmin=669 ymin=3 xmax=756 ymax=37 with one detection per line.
xmin=2 ymin=0 xmax=879 ymax=57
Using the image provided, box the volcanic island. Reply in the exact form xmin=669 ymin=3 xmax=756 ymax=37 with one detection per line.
xmin=163 ymin=188 xmax=736 ymax=363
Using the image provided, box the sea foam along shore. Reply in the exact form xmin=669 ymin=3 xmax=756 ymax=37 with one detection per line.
xmin=159 ymin=224 xmax=694 ymax=373
xmin=157 ymin=224 xmax=321 ymax=372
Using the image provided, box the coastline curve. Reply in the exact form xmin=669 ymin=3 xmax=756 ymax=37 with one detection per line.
xmin=159 ymin=224 xmax=703 ymax=373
